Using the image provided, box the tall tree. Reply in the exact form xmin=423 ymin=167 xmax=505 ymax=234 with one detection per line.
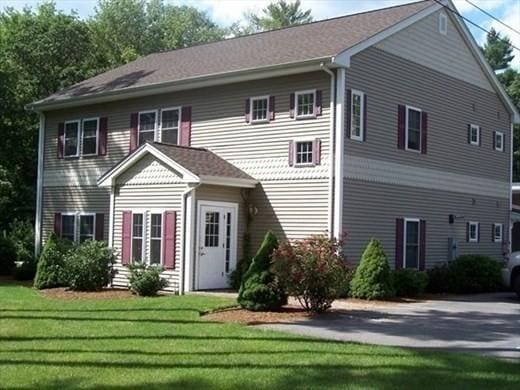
xmin=242 ymin=0 xmax=312 ymax=33
xmin=482 ymin=28 xmax=515 ymax=72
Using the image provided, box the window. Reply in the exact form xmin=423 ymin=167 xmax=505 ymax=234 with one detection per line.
xmin=138 ymin=111 xmax=157 ymax=146
xmin=495 ymin=131 xmax=504 ymax=151
xmin=79 ymin=214 xmax=95 ymax=243
xmin=468 ymin=221 xmax=479 ymax=242
xmin=251 ymin=96 xmax=269 ymax=122
xmin=494 ymin=223 xmax=503 ymax=243
xmin=160 ymin=108 xmax=180 ymax=144
xmin=295 ymin=140 xmax=314 ymax=166
xmin=350 ymin=90 xmax=364 ymax=140
xmin=132 ymin=213 xmax=144 ymax=262
xmin=61 ymin=214 xmax=76 ymax=241
xmin=204 ymin=212 xmax=220 ymax=247
xmin=404 ymin=219 xmax=420 ymax=269
xmin=82 ymin=118 xmax=99 ymax=155
xmin=439 ymin=13 xmax=447 ymax=35
xmin=470 ymin=124 xmax=480 ymax=146
xmin=64 ymin=120 xmax=80 ymax=157
xmin=296 ymin=90 xmax=315 ymax=118
xmin=150 ymin=214 xmax=162 ymax=264
xmin=406 ymin=107 xmax=422 ymax=151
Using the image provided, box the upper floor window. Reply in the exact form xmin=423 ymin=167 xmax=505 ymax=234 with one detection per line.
xmin=405 ymin=106 xmax=422 ymax=151
xmin=64 ymin=120 xmax=80 ymax=157
xmin=160 ymin=108 xmax=180 ymax=144
xmin=469 ymin=124 xmax=480 ymax=146
xmin=493 ymin=223 xmax=503 ymax=242
xmin=295 ymin=140 xmax=314 ymax=166
xmin=468 ymin=221 xmax=479 ymax=242
xmin=251 ymin=96 xmax=269 ymax=122
xmin=81 ymin=118 xmax=99 ymax=156
xmin=138 ymin=111 xmax=157 ymax=146
xmin=404 ymin=219 xmax=420 ymax=269
xmin=438 ymin=13 xmax=447 ymax=35
xmin=494 ymin=131 xmax=504 ymax=152
xmin=296 ymin=90 xmax=315 ymax=118
xmin=350 ymin=90 xmax=365 ymax=141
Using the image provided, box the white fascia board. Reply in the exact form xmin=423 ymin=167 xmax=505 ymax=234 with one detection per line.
xmin=97 ymin=143 xmax=200 ymax=187
xmin=198 ymin=175 xmax=258 ymax=188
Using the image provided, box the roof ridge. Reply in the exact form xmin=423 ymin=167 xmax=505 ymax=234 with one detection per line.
xmin=149 ymin=0 xmax=431 ymax=58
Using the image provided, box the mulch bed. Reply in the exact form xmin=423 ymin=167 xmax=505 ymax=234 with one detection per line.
xmin=40 ymin=287 xmax=136 ymax=300
xmin=203 ymin=305 xmax=317 ymax=325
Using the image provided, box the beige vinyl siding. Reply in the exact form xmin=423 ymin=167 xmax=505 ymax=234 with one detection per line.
xmin=345 ymin=47 xmax=510 ymax=182
xmin=376 ymin=9 xmax=493 ymax=91
xmin=41 ymin=186 xmax=109 ymax=243
xmin=343 ymin=179 xmax=509 ymax=268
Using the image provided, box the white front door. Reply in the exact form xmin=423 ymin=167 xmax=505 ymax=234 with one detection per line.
xmin=197 ymin=202 xmax=237 ymax=290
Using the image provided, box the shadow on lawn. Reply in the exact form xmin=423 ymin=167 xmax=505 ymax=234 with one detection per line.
xmin=0 ymin=314 xmax=220 ymax=325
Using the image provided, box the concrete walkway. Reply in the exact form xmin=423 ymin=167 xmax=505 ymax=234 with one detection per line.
xmin=260 ymin=293 xmax=520 ymax=359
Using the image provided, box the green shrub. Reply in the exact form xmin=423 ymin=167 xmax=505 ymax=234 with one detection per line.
xmin=34 ymin=233 xmax=71 ymax=289
xmin=13 ymin=247 xmax=37 ymax=280
xmin=128 ymin=263 xmax=167 ymax=296
xmin=427 ymin=255 xmax=502 ymax=294
xmin=238 ymin=231 xmax=286 ymax=311
xmin=350 ymin=239 xmax=394 ymax=300
xmin=8 ymin=219 xmax=34 ymax=258
xmin=0 ymin=236 xmax=17 ymax=275
xmin=272 ymin=235 xmax=348 ymax=313
xmin=65 ymin=240 xmax=115 ymax=291
xmin=393 ymin=269 xmax=428 ymax=297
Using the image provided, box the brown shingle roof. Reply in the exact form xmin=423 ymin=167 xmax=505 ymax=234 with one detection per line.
xmin=36 ymin=1 xmax=432 ymax=105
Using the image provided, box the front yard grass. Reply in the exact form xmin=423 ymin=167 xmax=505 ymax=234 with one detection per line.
xmin=0 ymin=282 xmax=519 ymax=389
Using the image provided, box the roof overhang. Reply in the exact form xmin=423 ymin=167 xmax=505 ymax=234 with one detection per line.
xmin=97 ymin=143 xmax=258 ymax=188
xmin=27 ymin=57 xmax=335 ymax=112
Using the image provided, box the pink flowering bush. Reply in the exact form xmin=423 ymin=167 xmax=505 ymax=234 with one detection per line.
xmin=272 ymin=235 xmax=350 ymax=313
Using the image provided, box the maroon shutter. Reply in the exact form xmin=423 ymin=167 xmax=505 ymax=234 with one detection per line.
xmin=313 ymin=138 xmax=321 ymax=166
xmin=54 ymin=213 xmax=62 ymax=236
xmin=478 ymin=127 xmax=482 ymax=146
xmin=269 ymin=96 xmax=275 ymax=121
xmin=397 ymin=105 xmax=406 ymax=149
xmin=121 ymin=211 xmax=132 ymax=265
xmin=466 ymin=222 xmax=470 ymax=242
xmin=163 ymin=211 xmax=176 ymax=269
xmin=477 ymin=223 xmax=481 ymax=243
xmin=492 ymin=223 xmax=495 ymax=242
xmin=245 ymin=98 xmax=251 ymax=123
xmin=346 ymin=89 xmax=352 ymax=139
xmin=503 ymin=134 xmax=506 ymax=153
xmin=363 ymin=94 xmax=367 ymax=142
xmin=57 ymin=123 xmax=65 ymax=159
xmin=315 ymin=90 xmax=322 ymax=116
xmin=129 ymin=113 xmax=138 ymax=152
xmin=95 ymin=213 xmax=105 ymax=241
xmin=180 ymin=106 xmax=192 ymax=146
xmin=419 ymin=220 xmax=426 ymax=271
xmin=421 ymin=111 xmax=428 ymax=154
xmin=288 ymin=140 xmax=294 ymax=166
xmin=99 ymin=117 xmax=108 ymax=156
xmin=289 ymin=93 xmax=295 ymax=118
xmin=467 ymin=124 xmax=471 ymax=144
xmin=395 ymin=218 xmax=404 ymax=269
xmin=492 ymin=131 xmax=496 ymax=150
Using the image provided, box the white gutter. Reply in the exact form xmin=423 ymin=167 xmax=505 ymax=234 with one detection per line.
xmin=320 ymin=63 xmax=336 ymax=237
xmin=180 ymin=183 xmax=200 ymax=294
xmin=333 ymin=68 xmax=346 ymax=239
xmin=34 ymin=113 xmax=45 ymax=256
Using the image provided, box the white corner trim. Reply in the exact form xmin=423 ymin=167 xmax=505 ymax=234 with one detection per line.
xmin=182 ymin=185 xmax=198 ymax=293
xmin=34 ymin=113 xmax=45 ymax=256
xmin=333 ymin=68 xmax=345 ymax=239
xmin=108 ymin=186 xmax=115 ymax=248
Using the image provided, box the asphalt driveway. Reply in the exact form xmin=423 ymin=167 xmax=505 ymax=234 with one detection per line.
xmin=260 ymin=293 xmax=520 ymax=359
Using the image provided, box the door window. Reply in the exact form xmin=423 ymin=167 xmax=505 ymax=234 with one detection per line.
xmin=204 ymin=212 xmax=220 ymax=247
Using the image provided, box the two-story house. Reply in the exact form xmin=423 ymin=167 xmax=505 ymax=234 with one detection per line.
xmin=29 ymin=0 xmax=519 ymax=293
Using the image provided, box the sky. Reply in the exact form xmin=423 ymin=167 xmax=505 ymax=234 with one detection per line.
xmin=1 ymin=0 xmax=519 ymax=67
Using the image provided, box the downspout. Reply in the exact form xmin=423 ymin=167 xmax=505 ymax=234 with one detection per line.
xmin=320 ymin=63 xmax=336 ymax=237
xmin=180 ymin=183 xmax=200 ymax=295
xmin=333 ymin=68 xmax=346 ymax=239
xmin=34 ymin=112 xmax=45 ymax=257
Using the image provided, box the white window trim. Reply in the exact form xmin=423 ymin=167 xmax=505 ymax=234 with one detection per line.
xmin=470 ymin=124 xmax=480 ymax=146
xmin=494 ymin=223 xmax=503 ymax=243
xmin=81 ymin=117 xmax=99 ymax=156
xmin=438 ymin=13 xmax=448 ymax=35
xmin=295 ymin=89 xmax=317 ymax=119
xmin=63 ymin=120 xmax=81 ymax=158
xmin=403 ymin=218 xmax=420 ymax=269
xmin=158 ymin=107 xmax=181 ymax=144
xmin=350 ymin=89 xmax=365 ymax=141
xmin=405 ymin=105 xmax=422 ymax=152
xmin=495 ymin=131 xmax=504 ymax=152
xmin=60 ymin=212 xmax=96 ymax=243
xmin=293 ymin=137 xmax=315 ymax=167
xmin=149 ymin=212 xmax=164 ymax=266
xmin=469 ymin=221 xmax=479 ymax=243
xmin=250 ymin=95 xmax=270 ymax=124
xmin=138 ymin=110 xmax=158 ymax=146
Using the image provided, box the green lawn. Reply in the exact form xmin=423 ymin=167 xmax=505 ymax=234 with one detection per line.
xmin=0 ymin=283 xmax=519 ymax=389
